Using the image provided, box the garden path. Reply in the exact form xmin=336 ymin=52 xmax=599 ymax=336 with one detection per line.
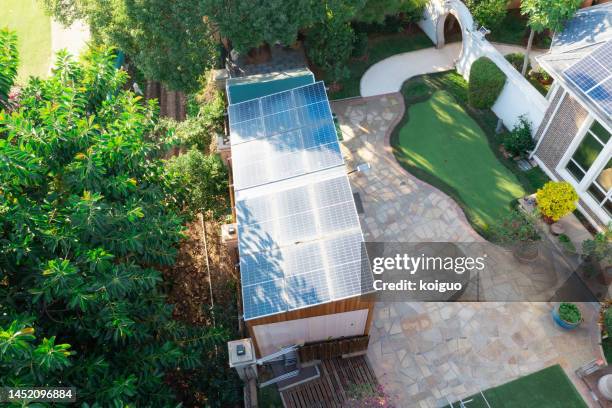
xmin=332 ymin=94 xmax=602 ymax=408
xmin=360 ymin=42 xmax=545 ymax=97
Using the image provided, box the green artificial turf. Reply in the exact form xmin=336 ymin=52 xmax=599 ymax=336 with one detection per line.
xmin=0 ymin=0 xmax=52 ymax=83
xmin=444 ymin=365 xmax=587 ymax=408
xmin=393 ymin=89 xmax=526 ymax=230
xmin=323 ymin=30 xmax=433 ymax=99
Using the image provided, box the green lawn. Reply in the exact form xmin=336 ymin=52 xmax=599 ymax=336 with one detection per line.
xmin=444 ymin=365 xmax=587 ymax=408
xmin=393 ymin=89 xmax=526 ymax=230
xmin=0 ymin=0 xmax=52 ymax=83
xmin=322 ymin=30 xmax=433 ymax=99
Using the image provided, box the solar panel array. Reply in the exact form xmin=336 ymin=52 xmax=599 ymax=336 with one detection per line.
xmin=226 ymin=79 xmax=371 ymax=320
xmin=237 ymin=175 xmax=371 ymax=320
xmin=563 ymin=40 xmax=612 ymax=117
xmin=228 ymin=82 xmax=344 ymax=190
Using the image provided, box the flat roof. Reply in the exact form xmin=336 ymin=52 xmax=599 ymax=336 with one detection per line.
xmin=227 ymin=78 xmax=372 ymax=321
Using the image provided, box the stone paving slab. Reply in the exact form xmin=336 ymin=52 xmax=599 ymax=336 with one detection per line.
xmin=331 ymin=94 xmax=603 ymax=408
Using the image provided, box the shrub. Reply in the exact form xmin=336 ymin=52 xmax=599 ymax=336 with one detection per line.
xmin=605 ymin=307 xmax=612 ymax=335
xmin=582 ymin=223 xmax=612 ymax=263
xmin=490 ymin=209 xmax=540 ymax=246
xmin=166 ymin=148 xmax=229 ymax=219
xmin=558 ymin=303 xmax=582 ymax=324
xmin=505 ymin=52 xmax=530 ymax=73
xmin=181 ymin=90 xmax=225 ymax=151
xmin=468 ymin=57 xmax=506 ymax=109
xmin=352 ymin=31 xmax=368 ymax=58
xmin=536 ymin=181 xmax=578 ymax=222
xmin=503 ymin=115 xmax=534 ymax=157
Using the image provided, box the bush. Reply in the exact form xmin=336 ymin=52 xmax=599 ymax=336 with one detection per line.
xmin=166 ymin=148 xmax=229 ymax=219
xmin=582 ymin=223 xmax=612 ymax=263
xmin=558 ymin=303 xmax=582 ymax=324
xmin=352 ymin=31 xmax=368 ymax=58
xmin=605 ymin=307 xmax=612 ymax=335
xmin=181 ymin=90 xmax=225 ymax=151
xmin=505 ymin=52 xmax=530 ymax=73
xmin=490 ymin=209 xmax=540 ymax=246
xmin=468 ymin=57 xmax=506 ymax=109
xmin=536 ymin=181 xmax=578 ymax=222
xmin=503 ymin=115 xmax=534 ymax=157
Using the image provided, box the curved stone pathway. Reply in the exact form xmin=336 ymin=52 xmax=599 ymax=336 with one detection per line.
xmin=360 ymin=42 xmax=546 ymax=97
xmin=331 ymin=94 xmax=602 ymax=408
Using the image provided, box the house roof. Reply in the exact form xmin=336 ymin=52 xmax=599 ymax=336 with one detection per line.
xmin=227 ymin=78 xmax=372 ymax=321
xmin=537 ymin=3 xmax=612 ymax=128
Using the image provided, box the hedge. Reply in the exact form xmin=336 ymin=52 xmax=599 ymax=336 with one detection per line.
xmin=468 ymin=57 xmax=506 ymax=109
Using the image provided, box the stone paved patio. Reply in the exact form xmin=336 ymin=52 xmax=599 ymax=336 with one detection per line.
xmin=331 ymin=94 xmax=603 ymax=407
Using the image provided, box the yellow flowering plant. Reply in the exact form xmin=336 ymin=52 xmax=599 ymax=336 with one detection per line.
xmin=536 ymin=181 xmax=578 ymax=222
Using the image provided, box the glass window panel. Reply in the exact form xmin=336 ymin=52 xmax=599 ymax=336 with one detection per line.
xmin=604 ymin=199 xmax=612 ymax=218
xmin=588 ymin=182 xmax=606 ymax=204
xmin=596 ymin=158 xmax=612 ymax=192
xmin=572 ymin=132 xmax=604 ymax=172
xmin=566 ymin=159 xmax=586 ymax=181
xmin=590 ymin=120 xmax=611 ymax=144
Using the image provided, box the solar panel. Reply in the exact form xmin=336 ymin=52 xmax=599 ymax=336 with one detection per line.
xmin=563 ymin=40 xmax=612 ymax=117
xmin=231 ymin=116 xmax=342 ymax=190
xmin=237 ymin=174 xmax=369 ymax=320
xmin=227 ymin=77 xmax=371 ymax=321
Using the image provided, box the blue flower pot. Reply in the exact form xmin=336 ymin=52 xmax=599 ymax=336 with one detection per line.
xmin=552 ymin=306 xmax=582 ymax=330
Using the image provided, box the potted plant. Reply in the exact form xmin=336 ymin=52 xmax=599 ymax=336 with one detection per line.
xmin=582 ymin=223 xmax=612 ymax=284
xmin=552 ymin=302 xmax=583 ymax=329
xmin=536 ymin=181 xmax=578 ymax=225
xmin=491 ymin=209 xmax=541 ymax=262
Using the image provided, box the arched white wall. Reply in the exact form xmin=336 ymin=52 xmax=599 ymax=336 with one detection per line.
xmin=418 ymin=0 xmax=549 ymax=134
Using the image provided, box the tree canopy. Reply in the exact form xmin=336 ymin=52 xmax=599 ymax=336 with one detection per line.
xmin=520 ymin=0 xmax=582 ymax=33
xmin=0 ymin=40 xmax=236 ymax=406
xmin=358 ymin=0 xmax=427 ymax=24
xmin=464 ymin=0 xmax=508 ymax=30
xmin=42 ymin=0 xmax=218 ymax=92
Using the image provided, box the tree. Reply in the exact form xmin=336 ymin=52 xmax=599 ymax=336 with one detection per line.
xmin=0 ymin=29 xmax=18 ymax=108
xmin=0 ymin=41 xmax=236 ymax=406
xmin=203 ymin=0 xmax=321 ymax=53
xmin=358 ymin=0 xmax=427 ymax=23
xmin=42 ymin=0 xmax=217 ymax=92
xmin=305 ymin=1 xmax=365 ymax=85
xmin=520 ymin=0 xmax=581 ymax=76
xmin=464 ymin=0 xmax=507 ymax=30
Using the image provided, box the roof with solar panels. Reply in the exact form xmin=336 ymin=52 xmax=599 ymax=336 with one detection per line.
xmin=226 ymin=72 xmax=372 ymax=321
xmin=537 ymin=3 xmax=612 ymax=127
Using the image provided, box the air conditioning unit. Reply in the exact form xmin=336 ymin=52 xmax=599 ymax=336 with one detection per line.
xmin=228 ymin=338 xmax=257 ymax=381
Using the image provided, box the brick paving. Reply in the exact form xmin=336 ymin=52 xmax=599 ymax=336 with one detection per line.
xmin=331 ymin=94 xmax=603 ymax=408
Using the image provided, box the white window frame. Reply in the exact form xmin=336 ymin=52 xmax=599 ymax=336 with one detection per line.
xmin=556 ymin=114 xmax=612 ymax=224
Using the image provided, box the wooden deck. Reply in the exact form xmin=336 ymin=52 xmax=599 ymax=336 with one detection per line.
xmin=280 ymin=356 xmax=378 ymax=408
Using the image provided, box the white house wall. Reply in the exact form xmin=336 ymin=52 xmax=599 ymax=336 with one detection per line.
xmin=420 ymin=0 xmax=548 ymax=134
xmin=252 ymin=309 xmax=369 ymax=357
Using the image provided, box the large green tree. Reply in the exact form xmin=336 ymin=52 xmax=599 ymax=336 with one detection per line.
xmin=520 ymin=0 xmax=581 ymax=75
xmin=464 ymin=0 xmax=508 ymax=30
xmin=0 ymin=41 xmax=236 ymax=406
xmin=358 ymin=0 xmax=427 ymax=24
xmin=203 ymin=0 xmax=321 ymax=53
xmin=0 ymin=29 xmax=18 ymax=108
xmin=42 ymin=0 xmax=217 ymax=92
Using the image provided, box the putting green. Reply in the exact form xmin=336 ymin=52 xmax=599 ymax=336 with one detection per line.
xmin=393 ymin=90 xmax=526 ymax=230
xmin=0 ymin=0 xmax=52 ymax=83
